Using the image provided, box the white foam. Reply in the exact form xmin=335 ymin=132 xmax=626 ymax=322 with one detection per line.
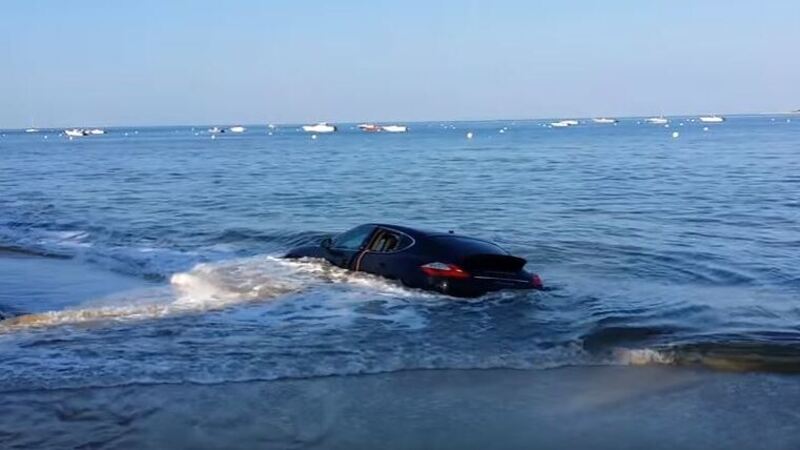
xmin=1 ymin=256 xmax=431 ymax=332
xmin=614 ymin=347 xmax=676 ymax=366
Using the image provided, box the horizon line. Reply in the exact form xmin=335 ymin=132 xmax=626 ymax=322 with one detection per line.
xmin=3 ymin=109 xmax=798 ymax=131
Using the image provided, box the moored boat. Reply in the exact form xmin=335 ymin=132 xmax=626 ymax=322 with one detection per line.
xmin=699 ymin=115 xmax=725 ymax=123
xmin=592 ymin=117 xmax=617 ymax=124
xmin=64 ymin=128 xmax=88 ymax=137
xmin=302 ymin=122 xmax=337 ymax=133
xmin=381 ymin=125 xmax=408 ymax=133
xmin=358 ymin=123 xmax=381 ymax=132
xmin=645 ymin=116 xmax=669 ymax=124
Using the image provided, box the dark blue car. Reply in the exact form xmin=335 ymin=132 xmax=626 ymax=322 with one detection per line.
xmin=286 ymin=224 xmax=543 ymax=297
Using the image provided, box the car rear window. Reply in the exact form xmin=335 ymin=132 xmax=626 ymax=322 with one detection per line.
xmin=431 ymin=236 xmax=508 ymax=256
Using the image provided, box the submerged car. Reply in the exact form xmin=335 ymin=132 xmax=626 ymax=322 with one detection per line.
xmin=285 ymin=224 xmax=543 ymax=297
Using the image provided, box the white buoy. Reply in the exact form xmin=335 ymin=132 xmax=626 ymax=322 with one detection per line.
xmin=268 ymin=132 xmax=273 ymax=136
xmin=311 ymin=134 xmax=317 ymax=140
xmin=211 ymin=134 xmax=216 ymax=140
xmin=703 ymin=127 xmax=709 ymax=132
xmin=466 ymin=132 xmax=473 ymax=139
xmin=672 ymin=131 xmax=679 ymax=138
xmin=499 ymin=129 xmax=505 ymax=134
xmin=664 ymin=124 xmax=670 ymax=128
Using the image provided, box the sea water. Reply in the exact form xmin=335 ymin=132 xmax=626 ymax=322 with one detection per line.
xmin=1 ymin=117 xmax=799 ymax=447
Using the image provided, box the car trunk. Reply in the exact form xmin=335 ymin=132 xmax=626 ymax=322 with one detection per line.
xmin=460 ymin=254 xmax=527 ymax=274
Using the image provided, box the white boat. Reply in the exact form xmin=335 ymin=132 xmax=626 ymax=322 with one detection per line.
xmin=645 ymin=116 xmax=669 ymax=124
xmin=25 ymin=128 xmax=39 ymax=133
xmin=302 ymin=122 xmax=336 ymax=133
xmin=64 ymin=128 xmax=88 ymax=137
xmin=592 ymin=117 xmax=617 ymax=124
xmin=550 ymin=120 xmax=576 ymax=128
xmin=228 ymin=126 xmax=246 ymax=133
xmin=88 ymin=128 xmax=105 ymax=135
xmin=699 ymin=115 xmax=725 ymax=123
xmin=358 ymin=123 xmax=381 ymax=132
xmin=381 ymin=125 xmax=408 ymax=133
xmin=208 ymin=127 xmax=223 ymax=134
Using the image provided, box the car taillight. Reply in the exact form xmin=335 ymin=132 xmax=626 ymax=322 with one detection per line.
xmin=531 ymin=273 xmax=543 ymax=289
xmin=420 ymin=262 xmax=470 ymax=279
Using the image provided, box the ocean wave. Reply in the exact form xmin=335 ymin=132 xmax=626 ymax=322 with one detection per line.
xmin=616 ymin=341 xmax=800 ymax=373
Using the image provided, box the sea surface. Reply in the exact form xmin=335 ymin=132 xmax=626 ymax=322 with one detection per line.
xmin=1 ymin=117 xmax=800 ymax=446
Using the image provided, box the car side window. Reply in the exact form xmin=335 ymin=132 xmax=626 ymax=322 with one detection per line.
xmin=368 ymin=230 xmax=413 ymax=253
xmin=331 ymin=225 xmax=374 ymax=250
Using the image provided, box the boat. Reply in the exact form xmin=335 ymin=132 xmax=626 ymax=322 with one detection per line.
xmin=208 ymin=127 xmax=223 ymax=134
xmin=381 ymin=125 xmax=408 ymax=133
xmin=698 ymin=115 xmax=725 ymax=123
xmin=24 ymin=128 xmax=39 ymax=133
xmin=64 ymin=128 xmax=88 ymax=137
xmin=550 ymin=120 xmax=576 ymax=128
xmin=88 ymin=128 xmax=105 ymax=135
xmin=645 ymin=116 xmax=669 ymax=124
xmin=358 ymin=123 xmax=381 ymax=132
xmin=302 ymin=122 xmax=336 ymax=133
xmin=228 ymin=126 xmax=246 ymax=133
xmin=592 ymin=117 xmax=617 ymax=124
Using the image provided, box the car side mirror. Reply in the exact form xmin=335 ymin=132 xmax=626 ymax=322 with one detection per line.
xmin=321 ymin=237 xmax=332 ymax=249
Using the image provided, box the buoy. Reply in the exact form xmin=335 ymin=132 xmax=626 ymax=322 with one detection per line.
xmin=499 ymin=129 xmax=505 ymax=134
xmin=672 ymin=131 xmax=679 ymax=138
xmin=311 ymin=134 xmax=317 ymax=140
xmin=703 ymin=127 xmax=709 ymax=132
xmin=466 ymin=132 xmax=473 ymax=139
xmin=211 ymin=134 xmax=216 ymax=140
xmin=268 ymin=132 xmax=273 ymax=136
xmin=664 ymin=124 xmax=670 ymax=128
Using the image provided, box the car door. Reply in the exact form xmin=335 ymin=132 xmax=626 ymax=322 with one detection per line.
xmin=324 ymin=225 xmax=376 ymax=269
xmin=357 ymin=228 xmax=414 ymax=279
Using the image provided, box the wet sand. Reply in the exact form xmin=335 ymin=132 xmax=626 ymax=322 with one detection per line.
xmin=2 ymin=366 xmax=800 ymax=449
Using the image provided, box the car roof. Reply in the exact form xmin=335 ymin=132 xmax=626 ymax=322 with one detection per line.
xmin=367 ymin=223 xmax=500 ymax=245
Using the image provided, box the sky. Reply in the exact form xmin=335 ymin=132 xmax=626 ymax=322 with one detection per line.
xmin=1 ymin=1 xmax=798 ymax=128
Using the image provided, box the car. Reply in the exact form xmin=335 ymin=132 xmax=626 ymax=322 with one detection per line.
xmin=285 ymin=224 xmax=543 ymax=297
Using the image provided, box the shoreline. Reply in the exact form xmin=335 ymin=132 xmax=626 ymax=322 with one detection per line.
xmin=1 ymin=366 xmax=799 ymax=449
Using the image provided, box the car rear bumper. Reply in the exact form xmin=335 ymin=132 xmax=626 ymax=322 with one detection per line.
xmin=422 ymin=273 xmax=540 ymax=298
